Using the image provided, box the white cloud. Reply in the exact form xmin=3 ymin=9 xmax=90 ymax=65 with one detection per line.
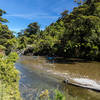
xmin=6 ymin=13 xmax=59 ymax=20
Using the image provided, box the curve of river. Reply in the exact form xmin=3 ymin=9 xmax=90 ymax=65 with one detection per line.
xmin=15 ymin=56 xmax=100 ymax=100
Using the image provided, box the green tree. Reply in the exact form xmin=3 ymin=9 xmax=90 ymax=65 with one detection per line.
xmin=24 ymin=22 xmax=40 ymax=37
xmin=0 ymin=9 xmax=15 ymax=54
xmin=0 ymin=9 xmax=8 ymax=23
xmin=17 ymin=0 xmax=100 ymax=60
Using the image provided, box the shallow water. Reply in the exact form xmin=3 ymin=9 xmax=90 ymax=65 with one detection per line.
xmin=15 ymin=56 xmax=100 ymax=100
xmin=15 ymin=63 xmax=60 ymax=100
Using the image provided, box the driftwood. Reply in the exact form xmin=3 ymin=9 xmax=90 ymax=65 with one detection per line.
xmin=63 ymin=80 xmax=100 ymax=92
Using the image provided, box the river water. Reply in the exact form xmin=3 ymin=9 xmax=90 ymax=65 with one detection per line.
xmin=15 ymin=56 xmax=100 ymax=100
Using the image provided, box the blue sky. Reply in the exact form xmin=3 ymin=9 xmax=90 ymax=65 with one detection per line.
xmin=0 ymin=0 xmax=77 ymax=32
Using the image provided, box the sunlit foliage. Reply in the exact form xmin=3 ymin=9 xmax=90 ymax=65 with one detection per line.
xmin=18 ymin=0 xmax=100 ymax=60
xmin=0 ymin=52 xmax=21 ymax=100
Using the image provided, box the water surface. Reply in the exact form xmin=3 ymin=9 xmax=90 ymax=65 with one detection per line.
xmin=15 ymin=56 xmax=100 ymax=100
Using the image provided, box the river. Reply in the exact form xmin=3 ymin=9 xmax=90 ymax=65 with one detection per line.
xmin=15 ymin=56 xmax=100 ymax=100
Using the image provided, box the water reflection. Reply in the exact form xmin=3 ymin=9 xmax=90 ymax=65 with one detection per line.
xmin=16 ymin=56 xmax=100 ymax=100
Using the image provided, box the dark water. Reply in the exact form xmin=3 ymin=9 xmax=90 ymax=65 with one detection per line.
xmin=15 ymin=56 xmax=100 ymax=100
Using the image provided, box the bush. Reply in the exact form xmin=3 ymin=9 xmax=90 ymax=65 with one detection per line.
xmin=0 ymin=52 xmax=21 ymax=100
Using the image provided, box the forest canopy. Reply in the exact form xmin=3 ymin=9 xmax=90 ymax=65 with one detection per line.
xmin=17 ymin=0 xmax=100 ymax=60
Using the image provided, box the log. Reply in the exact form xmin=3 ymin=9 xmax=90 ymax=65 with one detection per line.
xmin=63 ymin=80 xmax=100 ymax=92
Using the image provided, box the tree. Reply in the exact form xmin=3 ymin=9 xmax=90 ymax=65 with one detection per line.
xmin=0 ymin=9 xmax=8 ymax=23
xmin=17 ymin=29 xmax=24 ymax=37
xmin=24 ymin=22 xmax=40 ymax=37
xmin=0 ymin=9 xmax=15 ymax=54
xmin=61 ymin=10 xmax=69 ymax=18
xmin=74 ymin=0 xmax=85 ymax=5
xmin=17 ymin=0 xmax=100 ymax=59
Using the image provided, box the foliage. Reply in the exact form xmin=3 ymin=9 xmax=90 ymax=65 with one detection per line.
xmin=17 ymin=0 xmax=100 ymax=60
xmin=54 ymin=90 xmax=66 ymax=100
xmin=0 ymin=82 xmax=21 ymax=100
xmin=23 ymin=22 xmax=40 ymax=37
xmin=4 ymin=38 xmax=19 ymax=54
xmin=0 ymin=9 xmax=21 ymax=100
xmin=33 ymin=89 xmax=66 ymax=100
xmin=0 ymin=9 xmax=8 ymax=23
xmin=0 ymin=52 xmax=21 ymax=100
xmin=0 ymin=45 xmax=6 ymax=51
xmin=0 ymin=11 xmax=17 ymax=55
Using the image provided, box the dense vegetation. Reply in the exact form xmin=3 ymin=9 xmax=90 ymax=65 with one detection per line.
xmin=0 ymin=9 xmax=21 ymax=100
xmin=0 ymin=52 xmax=21 ymax=100
xmin=0 ymin=9 xmax=18 ymax=55
xmin=17 ymin=0 xmax=100 ymax=60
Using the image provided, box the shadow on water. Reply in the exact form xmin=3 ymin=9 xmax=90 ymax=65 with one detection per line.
xmin=45 ymin=56 xmax=92 ymax=64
